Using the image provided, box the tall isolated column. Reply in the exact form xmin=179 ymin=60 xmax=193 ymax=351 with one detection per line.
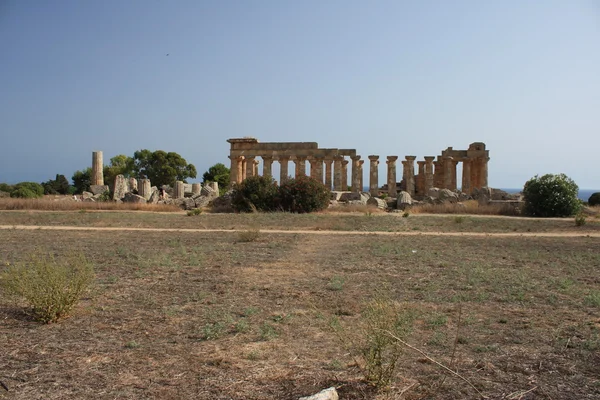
xmin=279 ymin=156 xmax=289 ymax=184
xmin=462 ymin=159 xmax=472 ymax=194
xmin=92 ymin=151 xmax=104 ymax=186
xmin=333 ymin=156 xmax=344 ymax=191
xmin=262 ymin=156 xmax=273 ymax=178
xmin=324 ymin=158 xmax=333 ymax=189
xmin=404 ymin=156 xmax=416 ymax=197
xmin=350 ymin=156 xmax=361 ymax=192
xmin=386 ymin=156 xmax=398 ymax=196
xmin=368 ymin=155 xmax=379 ymax=196
xmin=424 ymin=156 xmax=435 ymax=194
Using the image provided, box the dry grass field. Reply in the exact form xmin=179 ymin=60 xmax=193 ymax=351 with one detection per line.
xmin=1 ymin=210 xmax=599 ymax=399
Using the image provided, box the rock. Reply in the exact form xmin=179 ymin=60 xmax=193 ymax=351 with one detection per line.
xmin=113 ymin=175 xmax=129 ymax=200
xmin=339 ymin=192 xmax=360 ymax=202
xmin=330 ymin=191 xmax=344 ymax=201
xmin=128 ymin=177 xmax=138 ymax=192
xmin=367 ymin=197 xmax=387 ymax=209
xmin=148 ymin=189 xmax=160 ymax=204
xmin=421 ymin=196 xmax=435 ymax=204
xmin=82 ymin=191 xmax=94 ymax=200
xmin=438 ymin=189 xmax=458 ymax=203
xmin=397 ymin=191 xmax=413 ymax=210
xmin=138 ymin=179 xmax=152 ymax=200
xmin=428 ymin=187 xmax=440 ymax=199
xmin=194 ymin=195 xmax=213 ymax=208
xmin=82 ymin=197 xmax=95 ymax=202
xmin=299 ymin=387 xmax=338 ymax=400
xmin=209 ymin=181 xmax=219 ymax=193
xmin=201 ymin=185 xmax=217 ymax=197
xmin=211 ymin=190 xmax=233 ymax=212
xmin=123 ymin=193 xmax=147 ymax=203
xmin=174 ymin=197 xmax=196 ymax=210
xmin=90 ymin=185 xmax=109 ymax=195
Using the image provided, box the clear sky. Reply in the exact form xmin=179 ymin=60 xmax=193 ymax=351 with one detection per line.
xmin=1 ymin=0 xmax=599 ymax=189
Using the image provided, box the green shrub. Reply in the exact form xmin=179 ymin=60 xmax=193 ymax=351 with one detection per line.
xmin=10 ymin=182 xmax=44 ymax=198
xmin=522 ymin=174 xmax=581 ymax=217
xmin=575 ymin=214 xmax=587 ymax=226
xmin=231 ymin=175 xmax=279 ymax=212
xmin=278 ymin=175 xmax=330 ymax=213
xmin=42 ymin=174 xmax=71 ymax=195
xmin=0 ymin=183 xmax=14 ymax=193
xmin=589 ymin=192 xmax=600 ymax=207
xmin=187 ymin=208 xmax=202 ymax=216
xmin=1 ymin=252 xmax=94 ymax=323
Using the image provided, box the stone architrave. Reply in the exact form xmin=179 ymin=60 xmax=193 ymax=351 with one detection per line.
xmin=92 ymin=151 xmax=104 ymax=186
xmin=350 ymin=156 xmax=361 ymax=192
xmin=443 ymin=157 xmax=453 ymax=189
xmin=368 ymin=155 xmax=379 ymax=196
xmin=424 ymin=156 xmax=435 ymax=194
xmin=113 ymin=174 xmax=128 ymax=200
xmin=174 ymin=181 xmax=185 ymax=199
xmin=358 ymin=160 xmax=364 ymax=191
xmin=341 ymin=159 xmax=349 ymax=190
xmin=386 ymin=156 xmax=398 ymax=196
xmin=262 ymin=156 xmax=273 ymax=178
xmin=278 ymin=156 xmax=290 ymax=183
xmin=333 ymin=156 xmax=344 ymax=191
xmin=245 ymin=157 xmax=256 ymax=178
xmin=324 ymin=158 xmax=333 ymax=189
xmin=192 ymin=183 xmax=201 ymax=195
xmin=295 ymin=156 xmax=307 ymax=178
xmin=138 ymin=179 xmax=152 ymax=200
xmin=462 ymin=159 xmax=472 ymax=194
xmin=404 ymin=156 xmax=416 ymax=197
xmin=416 ymin=161 xmax=426 ymax=196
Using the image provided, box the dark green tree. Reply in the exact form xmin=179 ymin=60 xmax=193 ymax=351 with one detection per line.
xmin=133 ymin=150 xmax=197 ymax=187
xmin=522 ymin=173 xmax=581 ymax=217
xmin=231 ymin=175 xmax=279 ymax=212
xmin=103 ymin=155 xmax=135 ymax=187
xmin=588 ymin=192 xmax=600 ymax=206
xmin=278 ymin=175 xmax=330 ymax=213
xmin=71 ymin=168 xmax=92 ymax=194
xmin=42 ymin=174 xmax=70 ymax=195
xmin=202 ymin=163 xmax=230 ymax=194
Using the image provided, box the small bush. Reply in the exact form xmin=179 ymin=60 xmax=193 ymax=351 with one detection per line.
xmin=1 ymin=252 xmax=94 ymax=323
xmin=575 ymin=214 xmax=587 ymax=226
xmin=237 ymin=229 xmax=260 ymax=242
xmin=522 ymin=174 xmax=581 ymax=217
xmin=278 ymin=175 xmax=330 ymax=213
xmin=187 ymin=208 xmax=202 ymax=216
xmin=589 ymin=192 xmax=600 ymax=207
xmin=231 ymin=176 xmax=279 ymax=212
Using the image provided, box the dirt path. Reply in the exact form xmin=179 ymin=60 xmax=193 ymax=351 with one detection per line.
xmin=1 ymin=225 xmax=598 ymax=237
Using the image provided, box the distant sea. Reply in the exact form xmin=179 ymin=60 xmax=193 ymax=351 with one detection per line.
xmin=362 ymin=187 xmax=599 ymax=201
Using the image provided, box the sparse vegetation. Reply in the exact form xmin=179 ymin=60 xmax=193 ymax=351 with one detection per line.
xmin=187 ymin=208 xmax=202 ymax=216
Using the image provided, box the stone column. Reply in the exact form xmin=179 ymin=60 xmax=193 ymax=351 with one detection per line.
xmin=311 ymin=157 xmax=324 ymax=183
xmin=192 ymin=183 xmax=201 ymax=195
xmin=341 ymin=159 xmax=349 ymax=190
xmin=450 ymin=160 xmax=459 ymax=190
xmin=228 ymin=155 xmax=241 ymax=186
xmin=253 ymin=159 xmax=260 ymax=177
xmin=404 ymin=156 xmax=416 ymax=197
xmin=433 ymin=159 xmax=443 ymax=188
xmin=443 ymin=157 xmax=454 ymax=189
xmin=462 ymin=159 xmax=472 ymax=194
xmin=324 ymin=158 xmax=333 ymax=189
xmin=333 ymin=156 xmax=344 ymax=191
xmin=386 ymin=156 xmax=398 ymax=196
xmin=138 ymin=179 xmax=152 ymax=200
xmin=350 ymin=156 xmax=361 ymax=192
xmin=368 ymin=155 xmax=379 ymax=196
xmin=174 ymin=181 xmax=184 ymax=199
xmin=129 ymin=177 xmax=138 ymax=192
xmin=241 ymin=157 xmax=247 ymax=181
xmin=262 ymin=156 xmax=273 ymax=178
xmin=358 ymin=160 xmax=364 ymax=191
xmin=482 ymin=157 xmax=489 ymax=188
xmin=416 ymin=161 xmax=426 ymax=197
xmin=294 ymin=156 xmax=307 ymax=178
xmin=245 ymin=157 xmax=256 ymax=178
xmin=279 ymin=156 xmax=289 ymax=183
xmin=91 ymin=151 xmax=104 ymax=186
xmin=424 ymin=156 xmax=435 ymax=194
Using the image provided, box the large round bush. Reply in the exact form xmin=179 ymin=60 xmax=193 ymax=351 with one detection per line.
xmin=588 ymin=192 xmax=600 ymax=206
xmin=231 ymin=175 xmax=279 ymax=212
xmin=10 ymin=182 xmax=44 ymax=199
xmin=522 ymin=174 xmax=581 ymax=217
xmin=278 ymin=175 xmax=330 ymax=213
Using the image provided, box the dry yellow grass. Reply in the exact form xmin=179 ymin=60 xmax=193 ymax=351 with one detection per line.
xmin=0 ymin=197 xmax=180 ymax=212
xmin=409 ymin=199 xmax=520 ymax=216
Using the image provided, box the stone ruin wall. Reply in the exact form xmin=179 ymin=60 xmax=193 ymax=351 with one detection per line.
xmin=227 ymin=138 xmax=489 ymax=198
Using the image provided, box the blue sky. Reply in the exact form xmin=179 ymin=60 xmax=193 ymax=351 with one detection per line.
xmin=1 ymin=0 xmax=599 ymax=189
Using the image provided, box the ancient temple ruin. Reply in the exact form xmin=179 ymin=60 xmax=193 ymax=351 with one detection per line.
xmin=227 ymin=138 xmax=489 ymax=197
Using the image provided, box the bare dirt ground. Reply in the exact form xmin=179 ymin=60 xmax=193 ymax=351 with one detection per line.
xmin=1 ymin=212 xmax=599 ymax=399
